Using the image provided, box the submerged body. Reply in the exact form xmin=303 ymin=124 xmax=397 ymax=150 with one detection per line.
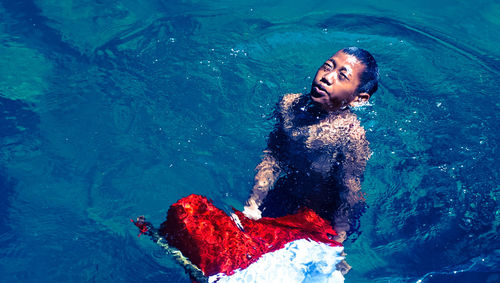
xmin=251 ymin=93 xmax=369 ymax=237
xmin=244 ymin=47 xmax=379 ymax=243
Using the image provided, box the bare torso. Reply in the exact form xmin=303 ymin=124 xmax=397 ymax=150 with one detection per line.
xmin=263 ymin=93 xmax=370 ymax=218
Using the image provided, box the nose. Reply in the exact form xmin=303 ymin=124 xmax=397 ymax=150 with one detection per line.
xmin=321 ymin=71 xmax=336 ymax=85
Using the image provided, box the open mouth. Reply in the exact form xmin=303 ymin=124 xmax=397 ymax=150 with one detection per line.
xmin=311 ymin=84 xmax=327 ymax=98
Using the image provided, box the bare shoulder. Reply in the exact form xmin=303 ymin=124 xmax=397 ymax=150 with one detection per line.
xmin=341 ymin=112 xmax=370 ymax=163
xmin=343 ymin=113 xmax=367 ymax=142
xmin=279 ymin=93 xmax=302 ymax=111
xmin=279 ymin=93 xmax=302 ymax=128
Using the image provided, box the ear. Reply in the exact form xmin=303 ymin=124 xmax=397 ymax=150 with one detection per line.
xmin=349 ymin=92 xmax=371 ymax=107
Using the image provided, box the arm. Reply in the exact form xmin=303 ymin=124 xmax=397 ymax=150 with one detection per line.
xmin=243 ymin=93 xmax=300 ymax=219
xmin=243 ymin=150 xmax=282 ymax=219
xmin=333 ymin=125 xmax=370 ymax=242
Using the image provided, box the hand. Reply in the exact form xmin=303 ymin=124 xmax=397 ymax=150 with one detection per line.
xmin=335 ymin=259 xmax=352 ymax=275
xmin=243 ymin=205 xmax=262 ymax=220
xmin=333 ymin=230 xmax=347 ymax=243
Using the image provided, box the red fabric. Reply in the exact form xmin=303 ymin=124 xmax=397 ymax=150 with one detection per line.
xmin=159 ymin=194 xmax=341 ymax=276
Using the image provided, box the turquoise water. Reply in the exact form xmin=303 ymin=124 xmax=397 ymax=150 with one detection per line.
xmin=0 ymin=0 xmax=499 ymax=282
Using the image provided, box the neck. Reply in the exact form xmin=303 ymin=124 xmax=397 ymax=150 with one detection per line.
xmin=309 ymin=99 xmax=349 ymax=114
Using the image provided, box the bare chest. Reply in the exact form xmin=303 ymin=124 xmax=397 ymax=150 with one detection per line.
xmin=283 ymin=113 xmax=352 ymax=151
xmin=281 ymin=113 xmax=354 ymax=174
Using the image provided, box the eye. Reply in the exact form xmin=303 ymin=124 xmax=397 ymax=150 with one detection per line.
xmin=323 ymin=63 xmax=333 ymax=71
xmin=338 ymin=73 xmax=348 ymax=81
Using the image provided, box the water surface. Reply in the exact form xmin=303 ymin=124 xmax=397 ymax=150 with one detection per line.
xmin=0 ymin=0 xmax=499 ymax=282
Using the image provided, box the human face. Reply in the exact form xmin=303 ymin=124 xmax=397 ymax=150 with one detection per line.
xmin=310 ymin=51 xmax=366 ymax=111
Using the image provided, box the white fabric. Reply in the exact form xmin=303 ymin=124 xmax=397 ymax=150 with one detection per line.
xmin=209 ymin=239 xmax=345 ymax=283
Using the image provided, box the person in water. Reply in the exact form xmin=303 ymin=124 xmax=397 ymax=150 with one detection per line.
xmin=243 ymin=47 xmax=379 ymax=243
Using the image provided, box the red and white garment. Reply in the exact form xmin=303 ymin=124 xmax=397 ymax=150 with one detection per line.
xmin=160 ymin=194 xmax=345 ymax=282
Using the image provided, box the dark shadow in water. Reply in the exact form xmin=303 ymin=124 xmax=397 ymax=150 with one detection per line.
xmin=1 ymin=0 xmax=90 ymax=62
xmin=425 ymin=272 xmax=500 ymax=283
xmin=0 ymin=96 xmax=40 ymax=234
xmin=0 ymin=96 xmax=40 ymax=137
xmin=0 ymin=170 xmax=16 ymax=234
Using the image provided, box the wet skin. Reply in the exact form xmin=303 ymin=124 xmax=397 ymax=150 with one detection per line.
xmin=311 ymin=51 xmax=370 ymax=111
xmin=245 ymin=50 xmax=372 ymax=246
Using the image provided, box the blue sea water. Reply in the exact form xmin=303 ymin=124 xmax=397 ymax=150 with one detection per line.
xmin=0 ymin=0 xmax=499 ymax=282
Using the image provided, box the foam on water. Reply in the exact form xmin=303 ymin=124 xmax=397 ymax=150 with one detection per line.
xmin=209 ymin=239 xmax=345 ymax=283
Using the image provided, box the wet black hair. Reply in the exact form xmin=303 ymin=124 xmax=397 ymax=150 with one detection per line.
xmin=342 ymin=47 xmax=379 ymax=95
